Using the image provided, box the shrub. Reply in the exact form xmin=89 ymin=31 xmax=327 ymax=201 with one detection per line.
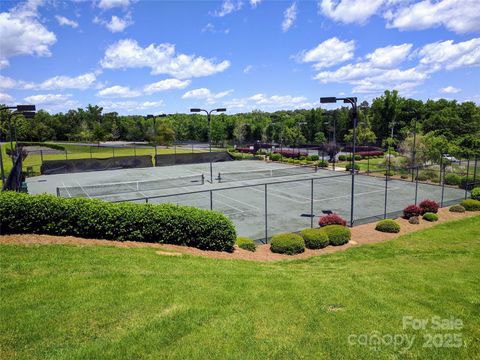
xmin=345 ymin=163 xmax=360 ymax=171
xmin=375 ymin=219 xmax=400 ymax=233
xmin=270 ymin=233 xmax=305 ymax=255
xmin=419 ymin=199 xmax=439 ymax=214
xmin=338 ymin=154 xmax=347 ymax=161
xmin=299 ymin=228 xmax=329 ymax=249
xmin=409 ymin=216 xmax=420 ymax=224
xmin=400 ymin=174 xmax=409 ymax=179
xmin=307 ymin=154 xmax=319 ymax=161
xmin=459 ymin=176 xmax=476 ymax=190
xmin=270 ymin=153 xmax=281 ymax=161
xmin=354 ymin=154 xmax=362 ymax=161
xmin=319 ymin=213 xmax=347 ymax=227
xmin=403 ymin=204 xmax=421 ymax=219
xmin=460 ymin=199 xmax=480 ymax=211
xmin=449 ymin=205 xmax=465 ymax=213
xmin=423 ymin=212 xmax=439 ymax=222
xmin=471 ymin=187 xmax=480 ymax=201
xmin=318 ymin=160 xmax=328 ymax=168
xmin=444 ymin=173 xmax=461 ymax=186
xmin=0 ymin=192 xmax=236 ymax=252
xmin=322 ymin=225 xmax=351 ymax=246
xmin=236 ymin=237 xmax=256 ymax=252
xmin=416 ymin=173 xmax=429 ymax=181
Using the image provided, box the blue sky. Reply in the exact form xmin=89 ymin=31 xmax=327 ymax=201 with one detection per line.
xmin=0 ymin=0 xmax=479 ymax=114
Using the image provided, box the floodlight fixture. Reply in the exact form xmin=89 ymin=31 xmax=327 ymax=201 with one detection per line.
xmin=190 ymin=108 xmax=201 ymax=113
xmin=320 ymin=97 xmax=337 ymax=104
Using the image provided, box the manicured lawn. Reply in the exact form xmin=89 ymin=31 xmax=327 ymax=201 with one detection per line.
xmin=1 ymin=216 xmax=479 ymax=359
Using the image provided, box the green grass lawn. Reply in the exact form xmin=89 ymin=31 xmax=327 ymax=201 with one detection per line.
xmin=1 ymin=216 xmax=479 ymax=359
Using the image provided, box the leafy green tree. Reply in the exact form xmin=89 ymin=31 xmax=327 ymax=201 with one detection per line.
xmin=314 ymin=131 xmax=326 ymax=145
xmin=154 ymin=119 xmax=176 ymax=146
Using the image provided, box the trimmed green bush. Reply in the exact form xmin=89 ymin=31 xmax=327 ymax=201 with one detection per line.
xmin=270 ymin=233 xmax=305 ymax=255
xmin=375 ymin=219 xmax=400 ymax=233
xmin=423 ymin=212 xmax=439 ymax=222
xmin=318 ymin=160 xmax=329 ymax=168
xmin=236 ymin=237 xmax=256 ymax=252
xmin=460 ymin=199 xmax=480 ymax=211
xmin=322 ymin=225 xmax=351 ymax=246
xmin=460 ymin=176 xmax=476 ymax=190
xmin=0 ymin=191 xmax=236 ymax=252
xmin=444 ymin=173 xmax=461 ymax=186
xmin=270 ymin=153 xmax=281 ymax=161
xmin=471 ymin=187 xmax=480 ymax=201
xmin=299 ymin=228 xmax=329 ymax=249
xmin=449 ymin=205 xmax=465 ymax=213
xmin=416 ymin=173 xmax=429 ymax=181
xmin=345 ymin=163 xmax=360 ymax=171
xmin=307 ymin=154 xmax=319 ymax=161
xmin=338 ymin=154 xmax=347 ymax=161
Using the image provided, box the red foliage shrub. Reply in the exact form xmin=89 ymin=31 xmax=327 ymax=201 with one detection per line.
xmin=273 ymin=150 xmax=308 ymax=159
xmin=319 ymin=213 xmax=347 ymax=227
xmin=403 ymin=204 xmax=422 ymax=219
xmin=419 ymin=199 xmax=439 ymax=214
xmin=236 ymin=147 xmax=253 ymax=153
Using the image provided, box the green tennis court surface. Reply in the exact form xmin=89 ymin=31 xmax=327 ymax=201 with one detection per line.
xmin=27 ymin=160 xmax=467 ymax=241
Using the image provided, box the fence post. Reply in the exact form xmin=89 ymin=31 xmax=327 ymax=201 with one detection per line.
xmin=465 ymin=157 xmax=470 ymax=199
xmin=264 ymin=183 xmax=268 ymax=244
xmin=209 ymin=190 xmax=213 ymax=210
xmin=134 ymin=146 xmax=136 ymax=158
xmin=441 ymin=160 xmax=446 ymax=207
xmin=65 ymin=149 xmax=68 ymax=160
xmin=310 ymin=178 xmax=314 ymax=228
xmin=40 ymin=149 xmax=44 ymax=162
xmin=90 ymin=146 xmax=92 ymax=159
xmin=384 ymin=154 xmax=390 ymax=219
xmin=112 ymin=147 xmax=115 ymax=158
xmin=473 ymin=155 xmax=478 ymax=185
xmin=415 ymin=166 xmax=419 ymax=205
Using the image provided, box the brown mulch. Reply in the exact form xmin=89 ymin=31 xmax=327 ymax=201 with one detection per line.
xmin=0 ymin=208 xmax=478 ymax=262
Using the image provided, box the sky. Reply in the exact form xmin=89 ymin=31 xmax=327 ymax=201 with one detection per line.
xmin=0 ymin=0 xmax=479 ymax=115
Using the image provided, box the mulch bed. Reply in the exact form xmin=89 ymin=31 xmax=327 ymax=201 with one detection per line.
xmin=0 ymin=207 xmax=478 ymax=262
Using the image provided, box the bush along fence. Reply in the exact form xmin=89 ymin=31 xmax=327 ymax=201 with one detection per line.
xmin=0 ymin=191 xmax=237 ymax=252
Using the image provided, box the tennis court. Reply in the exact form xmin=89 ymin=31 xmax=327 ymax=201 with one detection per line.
xmin=27 ymin=160 xmax=467 ymax=241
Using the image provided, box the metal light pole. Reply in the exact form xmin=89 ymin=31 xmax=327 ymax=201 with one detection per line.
xmin=321 ymin=97 xmax=358 ymax=227
xmin=190 ymin=108 xmax=226 ymax=183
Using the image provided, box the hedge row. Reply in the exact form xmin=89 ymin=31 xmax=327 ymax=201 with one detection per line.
xmin=0 ymin=192 xmax=236 ymax=252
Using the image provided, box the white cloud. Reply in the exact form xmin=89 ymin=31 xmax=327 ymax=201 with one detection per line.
xmin=0 ymin=1 xmax=56 ymax=68
xmin=182 ymin=88 xmax=233 ymax=104
xmin=202 ymin=23 xmax=230 ymax=34
xmin=226 ymin=93 xmax=310 ymax=110
xmin=101 ymin=39 xmax=230 ymax=79
xmin=55 ymin=15 xmax=78 ymax=28
xmin=417 ymin=38 xmax=480 ymax=72
xmin=243 ymin=65 xmax=253 ymax=73
xmin=250 ymin=0 xmax=262 ymax=8
xmin=97 ymin=85 xmax=141 ymax=98
xmin=439 ymin=86 xmax=461 ymax=94
xmin=319 ymin=0 xmax=384 ymax=25
xmin=282 ymin=2 xmax=297 ymax=32
xmin=38 ymin=73 xmax=98 ymax=90
xmin=0 ymin=92 xmax=15 ymax=103
xmin=296 ymin=37 xmax=355 ymax=69
xmin=144 ymin=79 xmax=191 ymax=94
xmin=365 ymin=43 xmax=412 ymax=68
xmin=98 ymin=100 xmax=164 ymax=113
xmin=0 ymin=73 xmax=98 ymax=90
xmin=106 ymin=15 xmax=132 ymax=32
xmin=386 ymin=0 xmax=480 ymax=34
xmin=24 ymin=93 xmax=72 ymax=104
xmin=214 ymin=0 xmax=243 ymax=17
xmin=97 ymin=0 xmax=133 ymax=10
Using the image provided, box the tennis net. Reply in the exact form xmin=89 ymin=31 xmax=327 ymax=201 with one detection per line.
xmin=57 ymin=174 xmax=205 ymax=198
xmin=218 ymin=165 xmax=317 ymax=183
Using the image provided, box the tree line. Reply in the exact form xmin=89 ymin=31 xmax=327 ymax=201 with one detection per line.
xmin=1 ymin=90 xmax=479 ymax=156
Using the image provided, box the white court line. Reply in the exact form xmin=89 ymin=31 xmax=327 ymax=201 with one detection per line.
xmin=61 ymin=181 xmax=72 ymax=198
xmin=75 ymin=180 xmax=91 ymax=199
